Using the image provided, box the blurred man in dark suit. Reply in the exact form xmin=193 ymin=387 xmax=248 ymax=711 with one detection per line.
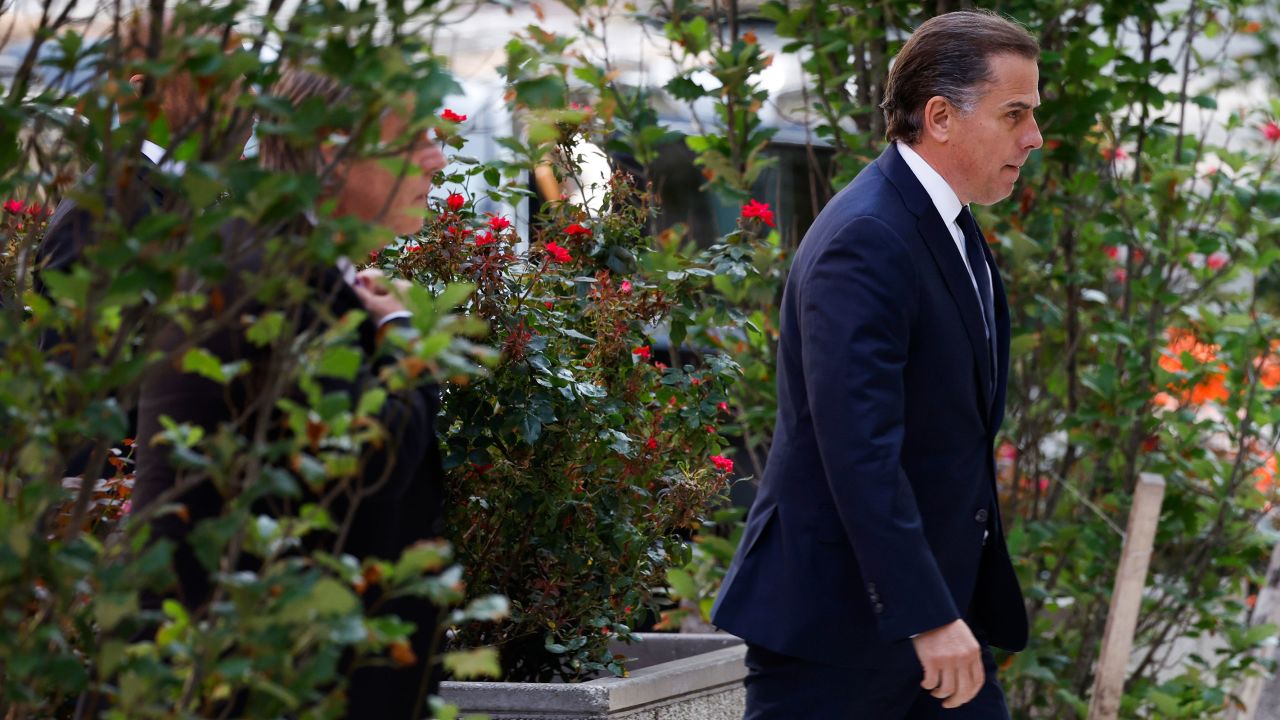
xmin=132 ymin=66 xmax=448 ymax=718
xmin=711 ymin=10 xmax=1043 ymax=718
xmin=34 ymin=10 xmax=250 ymax=477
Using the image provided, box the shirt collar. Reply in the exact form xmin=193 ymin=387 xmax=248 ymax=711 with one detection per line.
xmin=896 ymin=141 xmax=964 ymax=225
xmin=140 ymin=139 xmax=188 ymax=175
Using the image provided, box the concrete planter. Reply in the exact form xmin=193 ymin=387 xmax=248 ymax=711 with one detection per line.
xmin=439 ymin=633 xmax=747 ymax=719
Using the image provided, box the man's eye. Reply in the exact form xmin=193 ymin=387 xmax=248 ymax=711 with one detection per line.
xmin=1008 ymin=111 xmax=1021 ymax=120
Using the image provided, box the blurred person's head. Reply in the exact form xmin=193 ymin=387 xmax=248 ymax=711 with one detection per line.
xmin=257 ymin=68 xmax=446 ymax=236
xmin=118 ymin=9 xmax=251 ymax=153
xmin=880 ymin=10 xmax=1043 ymax=205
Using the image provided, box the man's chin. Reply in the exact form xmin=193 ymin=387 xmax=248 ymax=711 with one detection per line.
xmin=975 ymin=184 xmax=1019 ymax=206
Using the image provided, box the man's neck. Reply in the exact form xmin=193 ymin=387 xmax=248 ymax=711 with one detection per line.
xmin=902 ymin=141 xmax=969 ymax=205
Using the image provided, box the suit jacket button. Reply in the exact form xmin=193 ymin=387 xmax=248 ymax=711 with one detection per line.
xmin=974 ymin=508 xmax=989 ymax=524
xmin=873 ymin=602 xmax=885 ymax=614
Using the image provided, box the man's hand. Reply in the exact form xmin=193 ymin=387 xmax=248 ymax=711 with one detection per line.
xmin=910 ymin=619 xmax=983 ymax=709
xmin=353 ymin=268 xmax=411 ymax=325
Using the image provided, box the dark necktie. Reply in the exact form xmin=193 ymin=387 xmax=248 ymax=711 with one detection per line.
xmin=957 ymin=207 xmax=997 ymax=396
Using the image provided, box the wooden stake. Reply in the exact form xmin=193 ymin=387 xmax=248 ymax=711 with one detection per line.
xmin=1088 ymin=473 xmax=1166 ymax=720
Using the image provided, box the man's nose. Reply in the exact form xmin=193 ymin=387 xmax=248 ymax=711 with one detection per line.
xmin=417 ymin=145 xmax=445 ymax=175
xmin=1024 ymin=117 xmax=1044 ymax=150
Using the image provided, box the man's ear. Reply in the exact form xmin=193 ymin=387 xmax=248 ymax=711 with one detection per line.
xmin=128 ymin=73 xmax=146 ymax=94
xmin=921 ymin=95 xmax=953 ymax=143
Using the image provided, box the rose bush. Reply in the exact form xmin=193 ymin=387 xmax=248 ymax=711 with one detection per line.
xmin=374 ymin=137 xmax=747 ymax=678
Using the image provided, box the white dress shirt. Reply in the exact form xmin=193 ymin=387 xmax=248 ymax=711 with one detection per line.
xmin=895 ymin=142 xmax=993 ymax=328
xmin=896 ymin=142 xmax=993 ymax=552
xmin=139 ymin=140 xmax=187 ymax=175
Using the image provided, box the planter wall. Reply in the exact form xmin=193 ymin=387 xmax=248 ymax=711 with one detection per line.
xmin=440 ymin=633 xmax=747 ymax=720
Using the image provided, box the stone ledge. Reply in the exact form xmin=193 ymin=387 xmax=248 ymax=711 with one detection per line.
xmin=440 ymin=633 xmax=747 ymax=718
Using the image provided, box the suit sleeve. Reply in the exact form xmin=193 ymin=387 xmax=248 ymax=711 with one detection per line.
xmin=34 ymin=200 xmax=94 ymax=355
xmin=799 ymin=215 xmax=959 ymax=642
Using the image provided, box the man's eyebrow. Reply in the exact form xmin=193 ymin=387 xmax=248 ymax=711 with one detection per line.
xmin=1002 ymin=100 xmax=1038 ymax=110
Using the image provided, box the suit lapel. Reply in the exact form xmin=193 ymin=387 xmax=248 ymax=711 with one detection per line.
xmin=983 ymin=237 xmax=1010 ymax=434
xmin=877 ymin=145 xmax=995 ymax=416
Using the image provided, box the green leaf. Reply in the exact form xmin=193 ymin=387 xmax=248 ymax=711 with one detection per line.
xmin=462 ymin=595 xmax=510 ymax=623
xmin=665 ymin=75 xmax=708 ymax=101
xmin=277 ymin=577 xmax=359 ymax=622
xmin=435 ymin=282 xmax=476 ymax=311
xmin=444 ymin=647 xmax=502 ymax=680
xmin=513 ymin=76 xmax=567 ymax=109
xmin=1147 ymin=689 xmax=1182 ymax=716
xmin=393 ymin=541 xmax=453 ymax=580
xmin=317 ymin=345 xmax=362 ymax=381
xmin=561 ymin=328 xmax=595 ymax=343
xmin=1241 ymin=623 xmax=1277 ymax=648
xmin=1009 ymin=333 xmax=1040 ymax=358
xmin=358 ymin=388 xmax=388 ymax=416
xmin=519 ymin=410 xmax=543 ymax=444
xmin=181 ymin=348 xmax=246 ymax=384
xmin=94 ymin=593 xmax=138 ymax=631
xmin=667 ymin=568 xmax=699 ymax=601
xmin=246 ymin=312 xmax=286 ymax=346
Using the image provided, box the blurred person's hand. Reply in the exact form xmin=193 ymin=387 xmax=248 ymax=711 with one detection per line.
xmin=353 ymin=268 xmax=411 ymax=324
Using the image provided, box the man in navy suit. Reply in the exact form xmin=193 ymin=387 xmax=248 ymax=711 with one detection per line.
xmin=711 ymin=10 xmax=1043 ymax=718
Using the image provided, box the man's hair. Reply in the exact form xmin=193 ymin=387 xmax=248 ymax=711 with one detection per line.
xmin=880 ymin=10 xmax=1039 ymax=145
xmin=256 ymin=68 xmax=354 ymax=175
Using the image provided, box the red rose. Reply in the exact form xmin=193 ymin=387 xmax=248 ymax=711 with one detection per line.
xmin=3 ymin=199 xmax=25 ymax=214
xmin=1103 ymin=245 xmax=1119 ymax=260
xmin=545 ymin=241 xmax=572 ymax=263
xmin=489 ymin=216 xmax=511 ymax=231
xmin=1206 ymin=251 xmax=1228 ymax=270
xmin=710 ymin=455 xmax=734 ymax=473
xmin=632 ymin=345 xmax=651 ymax=360
xmin=718 ymin=401 xmax=729 ymax=413
xmin=406 ymin=244 xmax=422 ymax=253
xmin=564 ymin=223 xmax=592 ymax=238
xmin=369 ymin=250 xmax=380 ymax=261
xmin=476 ymin=231 xmax=496 ymax=247
xmin=446 ymin=193 xmax=466 ymax=211
xmin=1264 ymin=120 xmax=1280 ymax=143
xmin=441 ymin=108 xmax=467 ymax=123
xmin=741 ymin=199 xmax=775 ymax=228
xmin=620 ymin=280 xmax=632 ymax=294
xmin=646 ymin=437 xmax=658 ymax=450
xmin=25 ymin=203 xmax=43 ymax=217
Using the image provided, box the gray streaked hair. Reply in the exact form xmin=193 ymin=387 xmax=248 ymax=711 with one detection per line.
xmin=880 ymin=10 xmax=1039 ymax=145
xmin=256 ymin=68 xmax=354 ymax=175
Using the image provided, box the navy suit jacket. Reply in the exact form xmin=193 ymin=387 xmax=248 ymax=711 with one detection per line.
xmin=711 ymin=143 xmax=1027 ymax=667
